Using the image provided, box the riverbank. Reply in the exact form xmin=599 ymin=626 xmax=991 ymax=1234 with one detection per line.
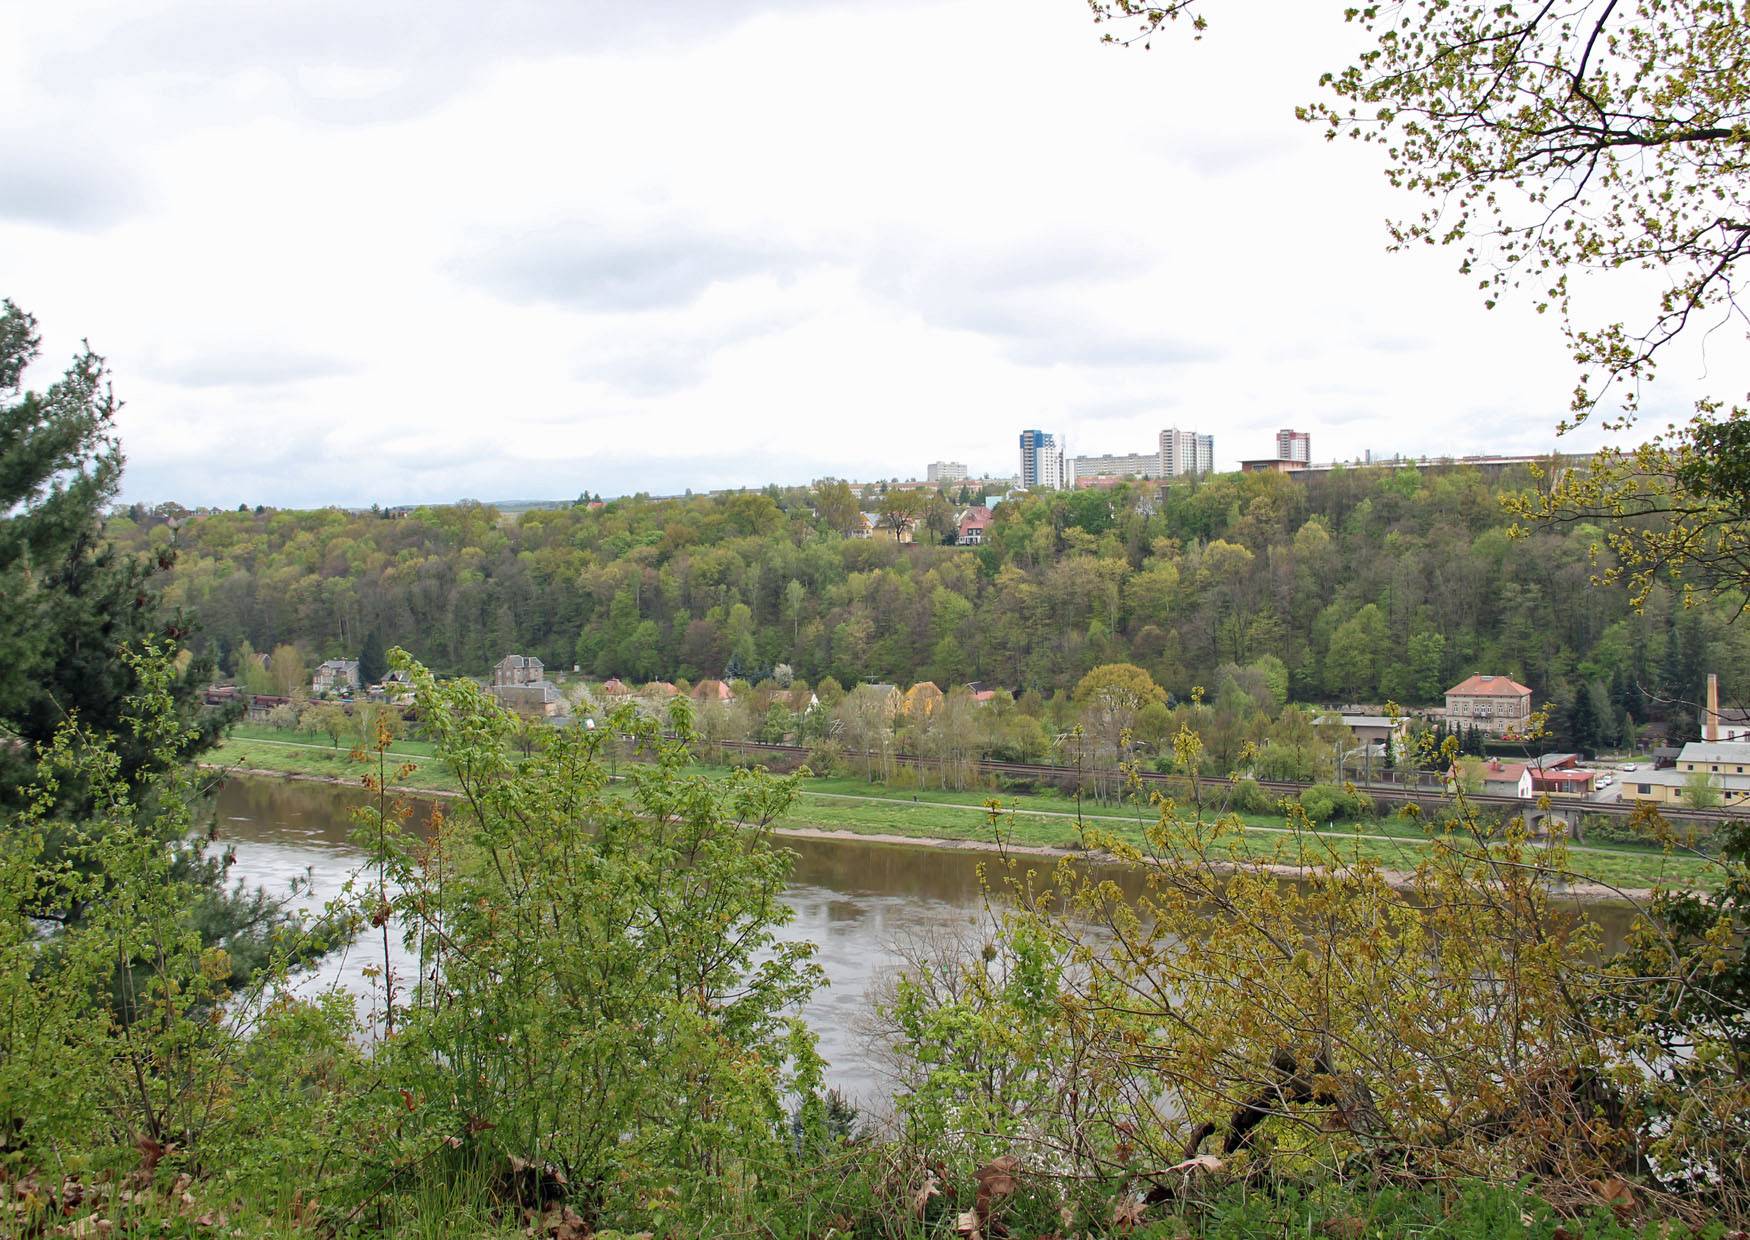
xmin=204 ymin=738 xmax=1686 ymax=900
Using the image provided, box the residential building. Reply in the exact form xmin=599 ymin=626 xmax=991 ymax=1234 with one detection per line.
xmin=494 ymin=681 xmax=564 ymax=718
xmin=1677 ymin=740 xmax=1750 ymax=778
xmin=1018 ymin=429 xmax=1070 ymax=491
xmin=1479 ymin=760 xmax=1532 ymax=798
xmin=1071 ymin=450 xmax=1161 ymax=480
xmin=1444 ymin=674 xmax=1534 ymax=736
xmin=956 ymin=505 xmax=993 ymax=546
xmin=1276 ymin=428 xmax=1311 ymax=463
xmin=489 ymin=654 xmax=562 ymax=718
xmin=311 ymin=659 xmax=360 ymax=695
xmin=1239 ymin=457 xmax=1309 ymax=475
xmin=1159 ymin=428 xmax=1214 ymax=476
xmin=860 ymin=510 xmax=912 ymax=543
xmin=1624 ymin=740 xmax=1750 ymax=807
xmin=927 ymin=461 xmax=968 ymax=484
xmin=492 ymin=654 xmax=544 ymax=688
xmin=904 ymin=682 xmax=944 ymax=718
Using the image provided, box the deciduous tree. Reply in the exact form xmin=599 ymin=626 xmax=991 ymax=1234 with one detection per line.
xmin=1091 ymin=1 xmax=1750 ymax=605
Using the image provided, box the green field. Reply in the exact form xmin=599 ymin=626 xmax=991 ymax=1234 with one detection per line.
xmin=211 ymin=725 xmax=1723 ymax=892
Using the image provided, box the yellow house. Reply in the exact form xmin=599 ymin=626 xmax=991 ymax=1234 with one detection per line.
xmin=1623 ymin=741 xmax=1750 ymax=808
xmin=904 ymin=681 xmax=944 ymax=718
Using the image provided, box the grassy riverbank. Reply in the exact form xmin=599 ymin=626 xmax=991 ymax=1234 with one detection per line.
xmin=210 ymin=726 xmax=1723 ymax=893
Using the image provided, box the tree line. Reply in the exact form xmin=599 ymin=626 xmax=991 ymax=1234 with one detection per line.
xmin=116 ymin=465 xmax=1746 ymax=751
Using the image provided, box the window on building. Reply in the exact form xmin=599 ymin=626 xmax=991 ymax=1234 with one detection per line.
xmin=1638 ymin=784 xmax=1651 ymax=795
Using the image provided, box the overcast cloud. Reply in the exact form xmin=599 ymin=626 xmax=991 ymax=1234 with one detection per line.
xmin=2 ymin=0 xmax=1726 ymax=507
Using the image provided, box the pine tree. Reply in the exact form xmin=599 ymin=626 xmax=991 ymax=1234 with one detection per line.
xmin=0 ymin=299 xmax=227 ymax=803
xmin=1565 ymin=684 xmax=1602 ymax=754
xmin=358 ymin=629 xmax=388 ymax=686
xmin=1 ymin=299 xmax=286 ymax=983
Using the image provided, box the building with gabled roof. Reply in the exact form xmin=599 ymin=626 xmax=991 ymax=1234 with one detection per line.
xmin=956 ymin=505 xmax=994 ymax=546
xmin=493 ymin=654 xmax=544 ymax=688
xmin=1445 ymin=674 xmax=1534 ymax=737
xmin=904 ymin=681 xmax=944 ymax=718
xmin=1479 ymin=760 xmax=1532 ymax=798
xmin=494 ymin=680 xmax=563 ymax=718
xmin=312 ymin=659 xmax=360 ymax=695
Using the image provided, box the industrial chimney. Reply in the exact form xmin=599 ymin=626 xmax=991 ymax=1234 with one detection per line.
xmin=1705 ymin=672 xmax=1721 ymax=742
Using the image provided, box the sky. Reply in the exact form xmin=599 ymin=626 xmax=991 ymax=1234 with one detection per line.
xmin=1 ymin=0 xmax=1728 ymax=508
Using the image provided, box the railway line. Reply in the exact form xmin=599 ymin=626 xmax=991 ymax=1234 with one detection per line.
xmin=694 ymin=738 xmax=1739 ymax=830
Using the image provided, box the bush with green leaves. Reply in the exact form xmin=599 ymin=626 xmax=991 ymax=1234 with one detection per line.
xmin=353 ymin=656 xmax=829 ymax=1231
xmin=1224 ymin=776 xmax=1278 ymax=815
xmin=1298 ymin=782 xmax=1373 ymax=824
xmin=0 ymin=646 xmax=326 ymax=1180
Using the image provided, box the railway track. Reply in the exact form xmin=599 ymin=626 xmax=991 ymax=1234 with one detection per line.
xmin=693 ymin=738 xmax=1739 ymax=828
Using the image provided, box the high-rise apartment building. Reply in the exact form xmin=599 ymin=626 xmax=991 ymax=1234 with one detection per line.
xmin=926 ymin=461 xmax=968 ymax=484
xmin=1071 ymin=451 xmax=1161 ymax=479
xmin=1276 ymin=428 xmax=1311 ymax=463
xmin=1018 ymin=429 xmax=1070 ymax=490
xmin=1159 ymin=428 xmax=1214 ymax=476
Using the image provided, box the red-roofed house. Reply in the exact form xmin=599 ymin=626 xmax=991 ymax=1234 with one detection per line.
xmin=1445 ymin=674 xmax=1534 ymax=737
xmin=692 ymin=679 xmax=735 ymax=704
xmin=956 ymin=506 xmax=993 ymax=546
xmin=1528 ymin=767 xmax=1597 ymax=798
xmin=1479 ymin=760 xmax=1531 ymax=798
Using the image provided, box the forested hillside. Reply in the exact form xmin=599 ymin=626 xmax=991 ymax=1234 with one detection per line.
xmin=115 ymin=464 xmax=1745 ymax=734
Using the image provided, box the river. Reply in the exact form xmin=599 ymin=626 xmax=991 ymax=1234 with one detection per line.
xmin=215 ymin=775 xmax=1018 ymax=1107
xmin=213 ymin=775 xmax=1642 ymax=1109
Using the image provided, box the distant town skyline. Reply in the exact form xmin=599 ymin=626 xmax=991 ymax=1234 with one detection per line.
xmin=5 ymin=0 xmax=1717 ymax=510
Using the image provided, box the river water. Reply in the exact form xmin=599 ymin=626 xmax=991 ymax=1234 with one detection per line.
xmin=215 ymin=776 xmax=1017 ymax=1107
xmin=214 ymin=775 xmax=1641 ymax=1108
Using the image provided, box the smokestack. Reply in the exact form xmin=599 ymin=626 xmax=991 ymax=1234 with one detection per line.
xmin=1706 ymin=672 xmax=1721 ymax=742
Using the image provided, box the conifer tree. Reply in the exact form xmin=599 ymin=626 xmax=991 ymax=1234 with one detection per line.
xmin=358 ymin=629 xmax=388 ymax=687
xmin=0 ymin=299 xmax=228 ymax=804
xmin=1 ymin=300 xmax=285 ymax=982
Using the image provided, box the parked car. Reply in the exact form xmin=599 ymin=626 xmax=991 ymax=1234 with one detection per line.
xmin=1618 ymin=763 xmax=1637 ymax=772
xmin=1597 ymin=775 xmax=1614 ymax=788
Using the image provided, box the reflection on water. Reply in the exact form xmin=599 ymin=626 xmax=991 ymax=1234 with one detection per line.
xmin=214 ymin=777 xmax=1007 ymax=1105
xmin=211 ymin=776 xmax=1641 ymax=1105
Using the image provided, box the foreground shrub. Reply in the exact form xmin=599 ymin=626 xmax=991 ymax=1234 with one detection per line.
xmin=886 ymin=726 xmax=1750 ymax=1226
xmin=351 ymin=657 xmax=827 ymax=1231
xmin=1 ymin=647 xmax=318 ymax=1174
